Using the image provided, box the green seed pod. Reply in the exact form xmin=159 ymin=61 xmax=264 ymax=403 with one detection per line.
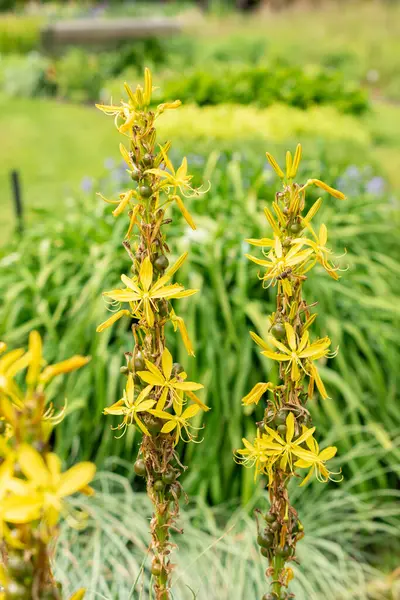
xmin=146 ymin=415 xmax=163 ymax=435
xmin=260 ymin=547 xmax=270 ymax=558
xmin=172 ymin=362 xmax=184 ymax=376
xmin=154 ymin=255 xmax=169 ymax=272
xmin=162 ymin=468 xmax=176 ymax=485
xmin=154 ymin=480 xmax=164 ymax=493
xmin=282 ymin=237 xmax=292 ymax=248
xmin=139 ymin=184 xmax=153 ymax=198
xmin=158 ymin=300 xmax=169 ymax=317
xmin=257 ymin=531 xmax=273 ymax=548
xmin=134 ymin=459 xmax=146 ymax=477
xmin=168 ymin=482 xmax=181 ymax=500
xmin=277 ymin=424 xmax=287 ymax=436
xmin=151 ymin=560 xmax=163 ymax=577
xmin=131 ymin=170 xmax=140 ymax=182
xmin=142 ymin=153 xmax=153 ymax=167
xmin=274 ymin=411 xmax=287 ymax=426
xmin=290 ymin=221 xmax=302 ymax=234
xmin=271 ymin=322 xmax=286 ymax=340
xmin=120 ymin=366 xmax=130 ymax=376
xmin=264 ymin=513 xmax=275 ymax=524
xmin=134 ymin=351 xmax=146 ymax=372
xmin=276 ymin=543 xmax=292 ymax=558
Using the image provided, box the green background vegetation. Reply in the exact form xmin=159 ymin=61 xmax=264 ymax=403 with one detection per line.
xmin=0 ymin=1 xmax=399 ymax=598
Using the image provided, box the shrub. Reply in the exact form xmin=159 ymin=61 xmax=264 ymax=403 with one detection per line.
xmin=157 ymin=64 xmax=369 ymax=114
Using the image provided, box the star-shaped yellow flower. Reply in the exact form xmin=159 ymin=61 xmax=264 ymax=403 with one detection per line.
xmin=104 ymin=373 xmax=155 ymax=437
xmin=149 ymin=403 xmax=201 ymax=446
xmin=101 ymin=253 xmax=198 ymax=328
xmin=137 ymin=348 xmax=208 ymax=412
xmin=294 ymin=431 xmax=340 ymax=486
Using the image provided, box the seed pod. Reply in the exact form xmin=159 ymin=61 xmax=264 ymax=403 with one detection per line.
xmin=260 ymin=547 xmax=270 ymax=558
xmin=134 ymin=459 xmax=146 ymax=477
xmin=172 ymin=362 xmax=184 ymax=376
xmin=134 ymin=351 xmax=146 ymax=372
xmin=271 ymin=322 xmax=286 ymax=340
xmin=139 ymin=184 xmax=153 ymax=198
xmin=277 ymin=424 xmax=287 ymax=436
xmin=162 ymin=468 xmax=176 ymax=485
xmin=151 ymin=560 xmax=162 ymax=577
xmin=146 ymin=415 xmax=163 ymax=435
xmin=158 ymin=300 xmax=169 ymax=317
xmin=257 ymin=531 xmax=274 ymax=548
xmin=154 ymin=255 xmax=169 ymax=272
xmin=154 ymin=480 xmax=164 ymax=493
xmin=120 ymin=366 xmax=130 ymax=376
xmin=142 ymin=153 xmax=153 ymax=167
xmin=290 ymin=221 xmax=302 ymax=234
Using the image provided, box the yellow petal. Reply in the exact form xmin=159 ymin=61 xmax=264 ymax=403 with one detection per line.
xmin=161 ymin=348 xmax=173 ymax=380
xmin=143 ymin=67 xmax=152 ymax=105
xmin=96 ymin=310 xmax=131 ymax=333
xmin=286 ymin=150 xmax=292 ymax=180
xmin=161 ymin=420 xmax=177 ymax=434
xmin=119 ymin=143 xmax=132 ymax=167
xmin=144 ymin=298 xmax=154 ymax=327
xmin=139 ymin=256 xmax=153 ymax=292
xmin=286 ymin=412 xmax=295 ymax=443
xmin=173 ymin=195 xmax=196 ymax=230
xmin=284 ymin=323 xmax=297 ymax=352
xmin=58 ymin=462 xmax=96 ymax=498
xmin=181 ymin=404 xmax=200 ymax=420
xmin=46 ymin=453 xmax=62 ymax=487
xmin=113 ymin=190 xmax=134 ymax=217
xmin=18 ymin=445 xmax=50 ymax=487
xmin=40 ymin=356 xmax=90 ymax=383
xmin=319 ymin=446 xmax=337 ymax=461
xmin=2 ymin=494 xmax=43 ymax=524
xmin=265 ymin=152 xmax=284 ymax=179
xmin=242 ymin=383 xmax=273 ymax=406
xmin=164 ymin=252 xmax=188 ymax=279
xmin=306 ymin=179 xmax=346 ymax=200
xmin=186 ymin=390 xmax=210 ymax=412
xmin=290 ymin=143 xmax=302 ymax=178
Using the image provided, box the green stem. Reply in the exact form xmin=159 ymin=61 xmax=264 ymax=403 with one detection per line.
xmin=272 ymin=555 xmax=284 ymax=599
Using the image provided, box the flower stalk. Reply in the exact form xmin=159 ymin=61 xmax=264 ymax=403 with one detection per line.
xmin=236 ymin=145 xmax=345 ymax=599
xmin=96 ymin=68 xmax=209 ymax=599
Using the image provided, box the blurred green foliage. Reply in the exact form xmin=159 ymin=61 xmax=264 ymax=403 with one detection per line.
xmin=159 ymin=64 xmax=369 ymax=114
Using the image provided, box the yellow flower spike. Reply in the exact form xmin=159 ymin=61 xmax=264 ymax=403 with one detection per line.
xmin=290 ymin=144 xmax=302 ymax=179
xmin=242 ymin=382 xmax=274 ymax=406
xmin=40 ymin=355 xmax=91 ymax=384
xmin=266 ymin=152 xmax=285 ymax=179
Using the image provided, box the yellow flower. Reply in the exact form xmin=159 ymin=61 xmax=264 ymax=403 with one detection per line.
xmin=245 ymin=237 xmax=313 ymax=296
xmin=263 ymin=413 xmax=317 ymax=475
xmin=3 ymin=445 xmax=95 ymax=528
xmin=146 ymin=149 xmax=208 ymax=229
xmin=149 ymin=403 xmax=201 ymax=446
xmin=257 ymin=322 xmax=332 ymax=398
xmin=104 ymin=373 xmax=155 ymax=437
xmin=102 ymin=254 xmax=198 ymax=328
xmin=137 ymin=348 xmax=207 ymax=412
xmin=235 ymin=430 xmax=276 ymax=479
xmin=295 ymin=432 xmax=339 ymax=486
xmin=292 ymin=223 xmax=340 ymax=280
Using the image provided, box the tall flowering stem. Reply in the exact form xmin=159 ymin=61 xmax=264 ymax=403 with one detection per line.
xmin=236 ymin=146 xmax=345 ymax=600
xmin=0 ymin=334 xmax=93 ymax=600
xmin=96 ymin=69 xmax=209 ymax=599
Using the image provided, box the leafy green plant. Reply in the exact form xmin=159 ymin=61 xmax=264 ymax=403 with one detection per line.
xmin=157 ymin=64 xmax=369 ymax=114
xmin=0 ymin=15 xmax=41 ymax=54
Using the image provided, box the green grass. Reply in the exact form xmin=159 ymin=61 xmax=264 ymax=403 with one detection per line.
xmin=0 ymin=95 xmax=120 ymax=239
